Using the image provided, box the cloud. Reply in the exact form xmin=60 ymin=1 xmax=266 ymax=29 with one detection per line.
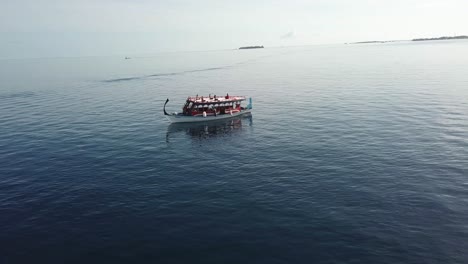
xmin=281 ymin=31 xmax=295 ymax=39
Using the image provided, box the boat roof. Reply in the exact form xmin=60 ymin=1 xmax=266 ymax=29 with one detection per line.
xmin=187 ymin=95 xmax=246 ymax=104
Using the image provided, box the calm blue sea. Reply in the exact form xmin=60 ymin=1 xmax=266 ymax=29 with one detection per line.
xmin=1 ymin=41 xmax=468 ymax=264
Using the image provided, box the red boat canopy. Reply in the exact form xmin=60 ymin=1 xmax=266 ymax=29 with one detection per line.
xmin=187 ymin=94 xmax=246 ymax=105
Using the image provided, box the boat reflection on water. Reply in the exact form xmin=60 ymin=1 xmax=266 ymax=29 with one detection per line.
xmin=166 ymin=115 xmax=253 ymax=142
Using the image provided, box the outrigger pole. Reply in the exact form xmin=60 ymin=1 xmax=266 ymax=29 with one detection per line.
xmin=163 ymin=98 xmax=169 ymax=115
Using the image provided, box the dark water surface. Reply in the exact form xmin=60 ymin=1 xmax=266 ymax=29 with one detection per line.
xmin=1 ymin=42 xmax=468 ymax=263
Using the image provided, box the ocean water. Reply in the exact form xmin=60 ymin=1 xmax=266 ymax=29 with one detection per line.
xmin=1 ymin=41 xmax=468 ymax=263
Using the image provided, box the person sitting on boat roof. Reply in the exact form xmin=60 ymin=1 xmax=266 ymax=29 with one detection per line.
xmin=225 ymin=93 xmax=229 ymax=99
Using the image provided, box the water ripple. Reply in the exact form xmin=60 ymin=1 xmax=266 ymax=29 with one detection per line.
xmin=1 ymin=43 xmax=468 ymax=263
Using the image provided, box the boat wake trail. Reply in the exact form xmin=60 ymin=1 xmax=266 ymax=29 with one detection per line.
xmin=184 ymin=67 xmax=226 ymax=73
xmin=104 ymin=77 xmax=141 ymax=83
xmin=0 ymin=91 xmax=36 ymax=100
xmin=103 ymin=66 xmax=229 ymax=83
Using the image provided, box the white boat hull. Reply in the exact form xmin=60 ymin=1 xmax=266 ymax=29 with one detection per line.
xmin=165 ymin=109 xmax=252 ymax=123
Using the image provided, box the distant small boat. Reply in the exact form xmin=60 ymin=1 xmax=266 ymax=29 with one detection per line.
xmin=125 ymin=57 xmax=131 ymax=59
xmin=164 ymin=94 xmax=252 ymax=123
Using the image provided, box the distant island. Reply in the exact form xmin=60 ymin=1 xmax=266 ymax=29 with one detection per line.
xmin=412 ymin=35 xmax=468 ymax=41
xmin=347 ymin=35 xmax=468 ymax=45
xmin=347 ymin=40 xmax=396 ymax=44
xmin=239 ymin=46 xmax=264 ymax=49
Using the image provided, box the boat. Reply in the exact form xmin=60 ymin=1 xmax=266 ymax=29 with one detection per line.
xmin=164 ymin=94 xmax=252 ymax=123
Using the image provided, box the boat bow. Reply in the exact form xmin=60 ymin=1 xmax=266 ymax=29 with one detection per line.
xmin=163 ymin=98 xmax=170 ymax=115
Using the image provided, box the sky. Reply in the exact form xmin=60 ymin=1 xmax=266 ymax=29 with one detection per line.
xmin=1 ymin=0 xmax=467 ymax=59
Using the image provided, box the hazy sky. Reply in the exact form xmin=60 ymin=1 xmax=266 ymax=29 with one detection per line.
xmin=1 ymin=0 xmax=467 ymax=58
